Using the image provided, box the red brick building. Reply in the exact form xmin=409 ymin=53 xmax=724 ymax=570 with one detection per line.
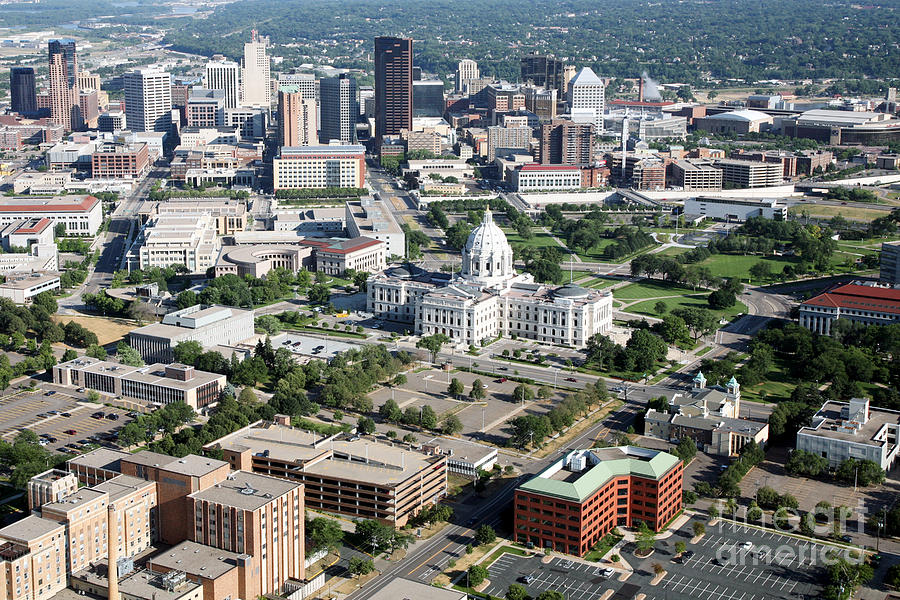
xmin=91 ymin=141 xmax=150 ymax=179
xmin=514 ymin=446 xmax=683 ymax=556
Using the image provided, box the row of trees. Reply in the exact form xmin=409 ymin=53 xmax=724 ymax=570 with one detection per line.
xmin=508 ymin=382 xmax=607 ymax=448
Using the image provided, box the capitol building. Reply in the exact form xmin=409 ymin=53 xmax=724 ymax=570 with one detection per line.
xmin=367 ymin=210 xmax=613 ymax=348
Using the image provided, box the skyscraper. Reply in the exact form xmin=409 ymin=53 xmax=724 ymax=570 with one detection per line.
xmin=205 ymin=55 xmax=241 ymax=109
xmin=568 ymin=67 xmax=605 ymax=132
xmin=48 ymin=39 xmax=81 ymax=130
xmin=374 ymin=36 xmax=413 ymax=147
xmin=10 ymin=67 xmax=37 ymax=115
xmin=278 ymin=86 xmax=317 ymax=147
xmin=242 ymin=30 xmax=270 ymax=107
xmin=539 ymin=118 xmax=594 ymax=166
xmin=124 ymin=68 xmax=172 ymax=133
xmin=320 ymin=74 xmax=358 ymax=144
xmin=456 ymin=59 xmax=479 ymax=94
xmin=520 ymin=51 xmax=564 ymax=93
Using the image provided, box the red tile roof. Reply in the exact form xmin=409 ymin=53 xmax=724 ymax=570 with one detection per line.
xmin=14 ymin=217 xmax=52 ymax=234
xmin=803 ymin=283 xmax=900 ymax=315
xmin=0 ymin=196 xmax=99 ymax=213
xmin=300 ymin=236 xmax=383 ymax=255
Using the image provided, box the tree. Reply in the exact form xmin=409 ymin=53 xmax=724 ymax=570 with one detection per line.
xmin=307 ymin=517 xmax=344 ymax=555
xmin=308 ymin=283 xmax=331 ymax=305
xmin=379 ymin=398 xmax=402 ymax=423
xmin=420 ymin=405 xmax=438 ymax=430
xmin=654 ymin=300 xmax=667 ymax=315
xmin=635 ymin=521 xmax=656 ymax=554
xmin=506 ymin=584 xmax=529 ymax=600
xmin=470 ymin=379 xmax=486 ymax=400
xmin=392 ymin=374 xmax=407 ymax=387
xmin=475 ymin=524 xmax=496 ymax=545
xmin=836 ymin=458 xmax=885 ymax=487
xmin=442 ymin=414 xmax=463 ymax=435
xmin=749 ymin=261 xmax=772 ymax=282
xmin=357 ymin=416 xmax=376 ymax=435
xmin=32 ymin=292 xmax=57 ymax=314
xmin=537 ymin=385 xmax=552 ymax=399
xmin=354 ymin=519 xmax=394 ymax=554
xmin=657 ymin=314 xmax=690 ymax=345
xmin=448 ymin=378 xmax=464 ymax=397
xmin=54 ymin=222 xmax=67 ymax=238
xmin=173 ymin=340 xmax=203 ymax=366
xmin=652 ymin=562 xmax=665 ymax=576
xmin=176 ymin=290 xmax=199 ymax=309
xmin=692 ymin=521 xmax=705 ymax=537
xmin=513 ymin=384 xmax=534 ymax=403
xmin=785 ymin=449 xmax=828 ymax=477
xmin=417 ymin=334 xmax=450 ymax=363
xmin=86 ymin=344 xmax=107 ymax=360
xmin=625 ymin=329 xmax=667 ymax=372
xmin=61 ymin=348 xmax=78 ymax=362
xmin=535 ymin=591 xmax=564 ymax=600
xmin=348 ymin=556 xmax=374 ymax=578
xmin=708 ymin=288 xmax=736 ymax=310
xmin=468 ymin=564 xmax=489 ymax=587
xmin=672 ymin=307 xmax=718 ymax=341
xmin=115 ymin=341 xmax=144 ymax=366
xmin=674 ymin=541 xmax=686 ymax=555
xmin=86 ymin=390 xmax=101 ymax=403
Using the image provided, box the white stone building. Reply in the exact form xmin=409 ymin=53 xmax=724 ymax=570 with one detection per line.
xmin=367 ymin=210 xmax=612 ymax=347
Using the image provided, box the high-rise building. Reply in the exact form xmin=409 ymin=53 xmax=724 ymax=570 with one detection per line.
xmin=242 ymin=30 xmax=270 ymax=107
xmin=374 ymin=36 xmax=413 ymax=147
xmin=568 ymin=67 xmax=605 ymax=132
xmin=520 ymin=51 xmax=564 ymax=93
xmin=48 ymin=39 xmax=81 ymax=131
xmin=413 ymin=80 xmax=445 ymax=118
xmin=187 ymin=88 xmax=226 ymax=128
xmin=277 ymin=72 xmax=318 ymax=101
xmin=456 ymin=59 xmax=479 ymax=94
xmin=320 ymin=74 xmax=358 ymax=144
xmin=76 ymin=70 xmax=100 ymax=94
xmin=9 ymin=67 xmax=37 ymax=115
xmin=278 ymin=86 xmax=317 ymax=147
xmin=486 ymin=125 xmax=532 ymax=161
xmin=205 ymin=55 xmax=241 ymax=109
xmin=124 ymin=68 xmax=172 ymax=133
xmin=539 ymin=118 xmax=594 ymax=166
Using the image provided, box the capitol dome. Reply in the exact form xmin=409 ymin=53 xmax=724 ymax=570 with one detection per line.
xmin=460 ymin=209 xmax=515 ymax=286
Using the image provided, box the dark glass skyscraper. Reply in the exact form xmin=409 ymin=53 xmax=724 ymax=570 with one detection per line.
xmin=374 ymin=36 xmax=413 ymax=148
xmin=320 ymin=74 xmax=359 ymax=144
xmin=10 ymin=67 xmax=37 ymax=115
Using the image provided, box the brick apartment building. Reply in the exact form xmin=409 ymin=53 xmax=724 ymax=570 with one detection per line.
xmin=514 ymin=447 xmax=683 ymax=556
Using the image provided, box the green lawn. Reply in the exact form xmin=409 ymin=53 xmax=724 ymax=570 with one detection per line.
xmin=627 ymin=295 xmax=748 ymax=321
xmin=740 ymin=356 xmax=796 ymax=403
xmin=655 ymin=247 xmax=690 ymax=258
xmin=570 ymin=270 xmax=596 ymax=281
xmin=696 ymin=253 xmax=800 ymax=282
xmin=584 ymin=531 xmax=624 ymax=562
xmin=502 ymin=228 xmax=566 ymax=251
xmin=613 ymin=280 xmax=704 ymax=300
xmin=573 ymin=238 xmax=619 ymax=262
xmin=583 ymin=277 xmax=619 ymax=289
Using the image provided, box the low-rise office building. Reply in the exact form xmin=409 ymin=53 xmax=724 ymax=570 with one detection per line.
xmin=668 ymin=159 xmax=723 ymax=191
xmin=53 ymin=358 xmax=226 ymax=411
xmin=713 ymin=158 xmax=784 ymax=188
xmin=421 ymin=438 xmax=498 ymax=479
xmin=91 ymin=141 xmax=150 ymax=180
xmin=510 ymin=164 xmax=582 ymax=192
xmin=798 ymin=282 xmax=900 ymax=335
xmin=205 ymin=422 xmax=448 ymax=527
xmin=131 ymin=213 xmax=221 ymax=273
xmin=345 ymin=197 xmax=406 ymax=259
xmin=514 ymin=446 xmax=683 ymax=556
xmin=273 ymin=145 xmax=366 ymax=190
xmin=0 ymin=195 xmax=102 ymax=236
xmin=302 ymin=236 xmax=386 ymax=275
xmin=0 ymin=217 xmax=54 ymax=251
xmin=796 ymin=397 xmax=900 ymax=471
xmin=683 ymin=196 xmax=787 ymax=222
xmin=0 ymin=273 xmax=60 ymax=304
xmin=141 ymin=197 xmax=247 ymax=236
xmin=128 ymin=304 xmax=255 ymax=362
xmin=11 ymin=170 xmax=74 ymax=195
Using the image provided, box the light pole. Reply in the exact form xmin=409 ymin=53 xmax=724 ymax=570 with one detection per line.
xmin=553 ymin=368 xmax=559 ymax=390
xmin=481 ymin=406 xmax=485 ymax=433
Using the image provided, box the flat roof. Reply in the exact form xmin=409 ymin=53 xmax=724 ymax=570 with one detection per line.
xmin=798 ymin=400 xmax=900 ymax=444
xmin=74 ymin=563 xmax=202 ymax=600
xmin=0 ymin=272 xmax=60 ymax=290
xmin=367 ymin=578 xmax=466 ymax=600
xmin=518 ymin=446 xmax=681 ymax=503
xmin=67 ymin=448 xmax=131 ymax=473
xmin=189 ymin=470 xmax=301 ymax=511
xmin=422 ymin=437 xmax=497 ymax=464
xmin=151 ymin=541 xmax=241 ymax=580
xmin=123 ymin=450 xmax=179 ymax=469
xmin=0 ymin=515 xmax=64 ymax=543
xmin=157 ymin=454 xmax=228 ymax=477
xmin=42 ymin=488 xmax=107 ymax=515
xmin=207 ymin=422 xmax=440 ymax=486
xmin=92 ymin=475 xmax=155 ymax=503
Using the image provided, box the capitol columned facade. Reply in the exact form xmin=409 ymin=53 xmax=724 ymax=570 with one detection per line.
xmin=367 ymin=210 xmax=613 ymax=348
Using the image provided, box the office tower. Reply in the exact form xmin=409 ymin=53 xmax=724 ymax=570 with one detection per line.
xmin=456 ymin=59 xmax=479 ymax=94
xmin=486 ymin=124 xmax=532 ymax=161
xmin=320 ymin=74 xmax=358 ymax=144
xmin=568 ymin=67 xmax=605 ymax=132
xmin=187 ymin=88 xmax=226 ymax=127
xmin=278 ymin=86 xmax=317 ymax=147
xmin=10 ymin=67 xmax=36 ymax=115
xmin=413 ymin=80 xmax=445 ymax=118
xmin=242 ymin=29 xmax=270 ymax=107
xmin=277 ymin=72 xmax=318 ymax=101
xmin=48 ymin=39 xmax=81 ymax=130
xmin=520 ymin=51 xmax=564 ymax=93
xmin=124 ymin=68 xmax=173 ymax=133
xmin=539 ymin=118 xmax=594 ymax=166
xmin=205 ymin=55 xmax=241 ymax=109
xmin=374 ymin=36 xmax=413 ymax=147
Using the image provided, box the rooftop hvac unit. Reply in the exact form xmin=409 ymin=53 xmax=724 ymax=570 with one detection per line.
xmin=568 ymin=453 xmax=586 ymax=472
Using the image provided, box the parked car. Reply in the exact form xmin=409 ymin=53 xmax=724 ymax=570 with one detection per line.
xmin=44 ymin=391 xmax=56 ymax=396
xmin=565 ymin=377 xmax=577 ymax=382
xmin=106 ymin=413 xmax=120 ymax=421
xmin=76 ymin=387 xmax=85 ymax=393
xmin=63 ymin=429 xmax=77 ymax=435
xmin=91 ymin=411 xmax=105 ymax=419
xmin=61 ymin=412 xmax=72 ymax=417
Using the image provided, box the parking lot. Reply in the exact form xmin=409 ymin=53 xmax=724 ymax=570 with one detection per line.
xmin=0 ymin=387 xmax=135 ymax=453
xmin=269 ymin=332 xmax=360 ymax=361
xmin=479 ymin=517 xmax=827 ymax=600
